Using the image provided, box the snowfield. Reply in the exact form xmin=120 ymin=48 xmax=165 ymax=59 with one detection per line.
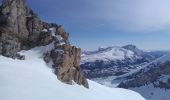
xmin=0 ymin=46 xmax=146 ymax=100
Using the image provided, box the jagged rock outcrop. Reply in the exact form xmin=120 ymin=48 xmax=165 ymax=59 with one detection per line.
xmin=51 ymin=44 xmax=89 ymax=87
xmin=43 ymin=26 xmax=89 ymax=88
xmin=0 ymin=0 xmax=29 ymax=39
xmin=0 ymin=0 xmax=88 ymax=88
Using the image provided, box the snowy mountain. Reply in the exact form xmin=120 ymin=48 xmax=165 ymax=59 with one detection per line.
xmin=115 ymin=53 xmax=170 ymax=100
xmin=118 ymin=53 xmax=170 ymax=88
xmin=81 ymin=46 xmax=135 ymax=62
xmin=0 ymin=0 xmax=168 ymax=100
xmin=0 ymin=46 xmax=146 ymax=100
xmin=81 ymin=45 xmax=166 ymax=79
xmin=122 ymin=45 xmax=144 ymax=56
xmin=81 ymin=50 xmax=170 ymax=100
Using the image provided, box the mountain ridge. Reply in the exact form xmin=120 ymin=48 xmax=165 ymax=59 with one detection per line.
xmin=0 ymin=0 xmax=88 ymax=88
xmin=81 ymin=44 xmax=166 ymax=79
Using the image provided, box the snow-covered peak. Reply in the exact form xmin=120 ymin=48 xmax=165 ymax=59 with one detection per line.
xmin=122 ymin=45 xmax=144 ymax=56
xmin=81 ymin=46 xmax=135 ymax=63
xmin=49 ymin=27 xmax=56 ymax=36
xmin=81 ymin=45 xmax=166 ymax=64
xmin=98 ymin=46 xmax=109 ymax=50
xmin=122 ymin=44 xmax=137 ymax=50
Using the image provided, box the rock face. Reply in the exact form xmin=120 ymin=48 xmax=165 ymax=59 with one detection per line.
xmin=0 ymin=0 xmax=29 ymax=39
xmin=0 ymin=0 xmax=88 ymax=88
xmin=43 ymin=26 xmax=89 ymax=88
xmin=49 ymin=36 xmax=89 ymax=88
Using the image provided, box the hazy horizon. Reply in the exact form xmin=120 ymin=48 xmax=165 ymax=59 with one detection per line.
xmin=16 ymin=0 xmax=170 ymax=51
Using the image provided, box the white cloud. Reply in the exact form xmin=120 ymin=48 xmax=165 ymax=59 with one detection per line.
xmin=78 ymin=0 xmax=170 ymax=33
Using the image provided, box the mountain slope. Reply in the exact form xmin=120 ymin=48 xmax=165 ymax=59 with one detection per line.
xmin=81 ymin=45 xmax=166 ymax=79
xmin=118 ymin=53 xmax=170 ymax=88
xmin=81 ymin=46 xmax=135 ymax=63
xmin=113 ymin=53 xmax=170 ymax=100
xmin=0 ymin=0 xmax=88 ymax=87
xmin=0 ymin=46 xmax=145 ymax=100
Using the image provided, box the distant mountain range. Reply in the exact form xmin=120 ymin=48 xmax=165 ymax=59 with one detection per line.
xmin=81 ymin=45 xmax=167 ymax=79
xmin=81 ymin=45 xmax=170 ymax=100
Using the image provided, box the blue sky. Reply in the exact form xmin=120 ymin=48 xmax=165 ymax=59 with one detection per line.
xmin=16 ymin=0 xmax=170 ymax=50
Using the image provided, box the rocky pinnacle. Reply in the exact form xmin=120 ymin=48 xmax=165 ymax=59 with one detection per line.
xmin=0 ymin=0 xmax=89 ymax=88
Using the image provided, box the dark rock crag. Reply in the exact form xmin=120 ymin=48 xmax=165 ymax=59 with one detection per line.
xmin=0 ymin=0 xmax=88 ymax=88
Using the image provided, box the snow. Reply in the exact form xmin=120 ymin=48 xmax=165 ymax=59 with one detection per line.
xmin=56 ymin=35 xmax=65 ymax=45
xmin=42 ymin=29 xmax=48 ymax=32
xmin=56 ymin=35 xmax=63 ymax=41
xmin=81 ymin=46 xmax=135 ymax=64
xmin=0 ymin=45 xmax=146 ymax=100
xmin=49 ymin=27 xmax=65 ymax=46
xmin=49 ymin=27 xmax=56 ymax=36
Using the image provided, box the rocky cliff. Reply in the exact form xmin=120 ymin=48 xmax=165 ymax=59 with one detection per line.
xmin=0 ymin=0 xmax=88 ymax=88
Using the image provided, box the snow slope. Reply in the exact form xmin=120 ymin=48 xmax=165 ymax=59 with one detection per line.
xmin=81 ymin=46 xmax=135 ymax=63
xmin=81 ymin=45 xmax=164 ymax=64
xmin=0 ymin=46 xmax=146 ymax=100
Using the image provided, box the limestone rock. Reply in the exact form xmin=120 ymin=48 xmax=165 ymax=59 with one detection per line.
xmin=0 ymin=0 xmax=29 ymax=41
xmin=57 ymin=25 xmax=65 ymax=35
xmin=0 ymin=0 xmax=28 ymax=56
xmin=0 ymin=0 xmax=89 ymax=88
xmin=0 ymin=33 xmax=21 ymax=57
xmin=49 ymin=43 xmax=89 ymax=88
